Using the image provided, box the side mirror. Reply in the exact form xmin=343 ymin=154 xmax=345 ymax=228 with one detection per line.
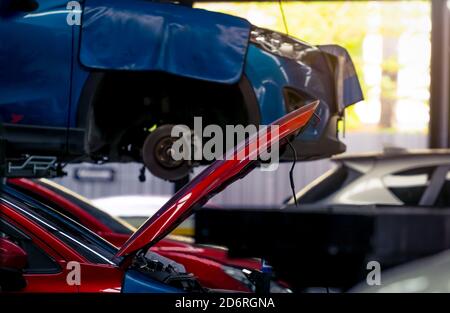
xmin=0 ymin=238 xmax=28 ymax=270
xmin=0 ymin=238 xmax=28 ymax=292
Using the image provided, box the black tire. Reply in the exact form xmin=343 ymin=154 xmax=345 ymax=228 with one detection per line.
xmin=142 ymin=124 xmax=191 ymax=181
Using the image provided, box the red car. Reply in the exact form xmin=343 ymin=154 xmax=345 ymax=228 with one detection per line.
xmin=0 ymin=103 xmax=317 ymax=293
xmin=7 ymin=178 xmax=268 ymax=292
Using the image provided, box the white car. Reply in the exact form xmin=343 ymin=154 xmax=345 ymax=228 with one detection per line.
xmin=92 ymin=195 xmax=194 ymax=236
xmin=92 ymin=195 xmax=170 ymax=220
xmin=287 ymin=148 xmax=450 ymax=208
xmin=351 ymin=249 xmax=450 ymax=293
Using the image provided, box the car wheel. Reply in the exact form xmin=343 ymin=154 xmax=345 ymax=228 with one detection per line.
xmin=142 ymin=124 xmax=192 ymax=181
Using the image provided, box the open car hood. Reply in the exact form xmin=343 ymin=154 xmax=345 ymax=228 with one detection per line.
xmin=115 ymin=101 xmax=319 ymax=258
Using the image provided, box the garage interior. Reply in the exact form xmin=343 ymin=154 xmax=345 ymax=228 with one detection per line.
xmin=56 ymin=0 xmax=450 ymax=206
xmin=3 ymin=0 xmax=450 ymax=297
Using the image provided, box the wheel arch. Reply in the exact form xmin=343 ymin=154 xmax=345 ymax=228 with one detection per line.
xmin=75 ymin=71 xmax=261 ymax=160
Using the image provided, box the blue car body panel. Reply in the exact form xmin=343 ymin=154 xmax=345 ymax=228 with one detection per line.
xmin=0 ymin=0 xmax=72 ymax=128
xmin=122 ymin=269 xmax=183 ymax=293
xmin=80 ymin=0 xmax=251 ymax=84
xmin=245 ymin=44 xmax=337 ymax=141
xmin=317 ymin=44 xmax=364 ymax=111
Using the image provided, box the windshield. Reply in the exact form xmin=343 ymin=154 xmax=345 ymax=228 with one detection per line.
xmin=288 ymin=164 xmax=362 ymax=205
xmin=1 ymin=185 xmax=119 ymax=265
xmin=35 ymin=179 xmax=135 ymax=235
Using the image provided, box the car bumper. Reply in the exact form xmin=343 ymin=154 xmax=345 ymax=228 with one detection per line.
xmin=244 ymin=43 xmax=363 ymax=160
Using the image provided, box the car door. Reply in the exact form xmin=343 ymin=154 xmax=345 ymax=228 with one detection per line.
xmin=0 ymin=0 xmax=73 ymax=156
xmin=0 ymin=216 xmax=78 ymax=292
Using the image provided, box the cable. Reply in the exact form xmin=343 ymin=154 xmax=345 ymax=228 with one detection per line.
xmin=286 ymin=140 xmax=298 ymax=207
xmin=287 ymin=140 xmax=331 ymax=293
xmin=287 ymin=140 xmax=332 ymax=293
xmin=278 ymin=0 xmax=289 ymax=35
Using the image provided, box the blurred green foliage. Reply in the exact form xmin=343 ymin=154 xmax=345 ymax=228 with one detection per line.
xmin=196 ymin=1 xmax=430 ymax=132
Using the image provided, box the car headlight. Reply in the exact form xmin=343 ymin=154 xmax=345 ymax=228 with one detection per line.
xmin=250 ymin=26 xmax=318 ymax=61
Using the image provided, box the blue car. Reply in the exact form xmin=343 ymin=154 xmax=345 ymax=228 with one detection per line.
xmin=0 ymin=0 xmax=363 ymax=180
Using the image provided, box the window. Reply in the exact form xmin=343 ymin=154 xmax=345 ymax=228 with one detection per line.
xmin=382 ymin=167 xmax=435 ymax=206
xmin=39 ymin=182 xmax=133 ymax=235
xmin=296 ymin=165 xmax=362 ymax=204
xmin=1 ymin=186 xmax=119 ymax=265
xmin=435 ymin=171 xmax=450 ymax=207
xmin=0 ymin=220 xmax=60 ymax=274
xmin=20 ymin=180 xmax=134 ymax=235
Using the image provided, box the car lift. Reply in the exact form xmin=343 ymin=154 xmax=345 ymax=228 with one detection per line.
xmin=0 ymin=140 xmax=65 ymax=178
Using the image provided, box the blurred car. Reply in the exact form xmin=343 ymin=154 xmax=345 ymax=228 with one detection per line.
xmin=92 ymin=195 xmax=198 ymax=235
xmin=286 ymin=148 xmax=450 ymax=208
xmin=0 ymin=187 xmax=124 ymax=293
xmin=0 ymin=104 xmax=317 ymax=293
xmin=351 ymin=249 xmax=450 ymax=293
xmin=7 ymin=178 xmax=281 ymax=292
xmin=0 ymin=0 xmax=362 ymax=181
xmin=91 ymin=195 xmax=170 ymax=224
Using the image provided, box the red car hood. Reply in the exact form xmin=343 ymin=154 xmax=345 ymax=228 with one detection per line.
xmin=115 ymin=101 xmax=319 ymax=258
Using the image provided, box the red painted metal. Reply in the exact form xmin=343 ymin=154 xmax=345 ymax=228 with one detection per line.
xmin=7 ymin=178 xmax=262 ymax=290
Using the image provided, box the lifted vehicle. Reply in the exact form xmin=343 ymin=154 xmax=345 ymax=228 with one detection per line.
xmin=0 ymin=103 xmax=317 ymax=293
xmin=0 ymin=0 xmax=362 ymax=180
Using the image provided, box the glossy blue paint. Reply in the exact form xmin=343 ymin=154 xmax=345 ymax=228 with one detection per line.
xmin=244 ymin=45 xmax=287 ymax=125
xmin=69 ymin=23 xmax=89 ymax=128
xmin=244 ymin=42 xmax=362 ymax=141
xmin=343 ymin=75 xmax=364 ymax=108
xmin=317 ymin=44 xmax=364 ymax=111
xmin=122 ymin=269 xmax=182 ymax=293
xmin=80 ymin=0 xmax=251 ymax=84
xmin=244 ymin=44 xmax=331 ymax=141
xmin=0 ymin=0 xmax=72 ymax=127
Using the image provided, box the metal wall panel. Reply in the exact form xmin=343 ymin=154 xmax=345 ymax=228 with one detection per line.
xmin=54 ymin=133 xmax=427 ymax=206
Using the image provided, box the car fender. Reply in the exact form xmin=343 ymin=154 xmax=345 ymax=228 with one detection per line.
xmin=80 ymin=0 xmax=251 ymax=84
